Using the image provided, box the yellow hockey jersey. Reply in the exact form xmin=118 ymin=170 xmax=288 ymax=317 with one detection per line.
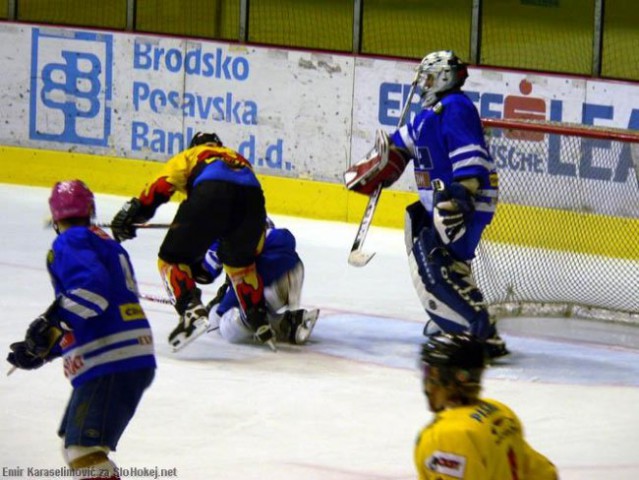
xmin=414 ymin=398 xmax=557 ymax=479
xmin=137 ymin=144 xmax=259 ymax=216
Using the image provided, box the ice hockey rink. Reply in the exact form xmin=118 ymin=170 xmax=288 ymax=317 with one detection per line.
xmin=1 ymin=182 xmax=639 ymax=480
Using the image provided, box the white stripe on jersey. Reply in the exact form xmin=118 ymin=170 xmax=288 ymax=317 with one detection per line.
xmin=70 ymin=288 xmax=109 ymax=311
xmin=60 ymin=296 xmax=100 ymax=319
xmin=451 ymin=156 xmax=495 ymax=172
xmin=63 ymin=328 xmax=154 ymax=382
xmin=449 ymin=144 xmax=489 ymax=159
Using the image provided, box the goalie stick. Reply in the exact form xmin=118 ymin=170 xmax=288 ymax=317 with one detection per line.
xmin=347 ymin=184 xmax=382 ymax=267
xmin=347 ymin=73 xmax=419 ymax=267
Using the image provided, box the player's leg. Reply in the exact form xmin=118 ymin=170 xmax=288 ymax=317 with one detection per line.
xmin=59 ymin=369 xmax=154 ymax=480
xmin=158 ymin=182 xmax=232 ymax=350
xmin=217 ymin=185 xmax=273 ymax=346
xmin=405 ymin=202 xmax=495 ymax=339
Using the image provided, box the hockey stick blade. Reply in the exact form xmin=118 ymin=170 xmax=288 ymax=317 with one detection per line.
xmin=348 ymin=249 xmax=376 ymax=267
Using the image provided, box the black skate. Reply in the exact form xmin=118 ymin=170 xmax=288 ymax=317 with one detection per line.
xmin=245 ymin=305 xmax=277 ymax=352
xmin=278 ymin=309 xmax=320 ymax=345
xmin=484 ymin=333 xmax=510 ymax=360
xmin=169 ymin=289 xmax=210 ymax=352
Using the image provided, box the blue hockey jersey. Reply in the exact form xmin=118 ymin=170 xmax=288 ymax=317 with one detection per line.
xmin=391 ymin=91 xmax=498 ymax=222
xmin=47 ymin=226 xmax=156 ymax=387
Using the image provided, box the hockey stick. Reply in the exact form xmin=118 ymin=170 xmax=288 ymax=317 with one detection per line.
xmin=97 ymin=222 xmax=171 ymax=230
xmin=43 ymin=219 xmax=171 ymax=230
xmin=347 ymin=184 xmax=383 ymax=267
xmin=139 ymin=292 xmax=173 ymax=305
xmin=347 ymin=73 xmax=419 ymax=267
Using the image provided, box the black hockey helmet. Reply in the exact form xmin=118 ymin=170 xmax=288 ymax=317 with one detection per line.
xmin=189 ymin=131 xmax=223 ymax=148
xmin=420 ymin=333 xmax=486 ymax=370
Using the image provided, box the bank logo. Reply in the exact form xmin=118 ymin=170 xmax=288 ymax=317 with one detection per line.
xmin=29 ymin=28 xmax=112 ymax=146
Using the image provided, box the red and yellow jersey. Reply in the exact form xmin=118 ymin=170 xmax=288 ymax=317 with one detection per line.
xmin=414 ymin=398 xmax=557 ymax=480
xmin=138 ymin=144 xmax=259 ymax=216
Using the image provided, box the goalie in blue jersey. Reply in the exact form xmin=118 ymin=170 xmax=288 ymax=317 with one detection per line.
xmin=201 ymin=219 xmax=319 ymax=346
xmin=345 ymin=50 xmax=507 ymax=358
xmin=7 ymin=180 xmax=156 ymax=480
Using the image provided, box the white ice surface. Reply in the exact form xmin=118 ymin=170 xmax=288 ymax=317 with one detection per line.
xmin=1 ymin=183 xmax=639 ymax=480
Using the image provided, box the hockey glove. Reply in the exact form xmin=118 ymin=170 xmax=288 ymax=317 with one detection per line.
xmin=344 ymin=130 xmax=408 ymax=196
xmin=111 ymin=198 xmax=148 ymax=242
xmin=7 ymin=342 xmax=46 ymax=370
xmin=7 ymin=313 xmax=63 ymax=370
xmin=433 ymin=182 xmax=475 ymax=245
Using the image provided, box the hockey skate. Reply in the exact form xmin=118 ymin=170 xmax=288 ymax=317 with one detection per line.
xmin=484 ymin=333 xmax=510 ymax=360
xmin=245 ymin=305 xmax=277 ymax=352
xmin=168 ymin=290 xmax=210 ymax=352
xmin=277 ymin=309 xmax=320 ymax=345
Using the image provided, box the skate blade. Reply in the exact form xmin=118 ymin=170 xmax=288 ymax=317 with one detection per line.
xmin=265 ymin=338 xmax=278 ymax=352
xmin=170 ymin=320 xmax=210 ymax=352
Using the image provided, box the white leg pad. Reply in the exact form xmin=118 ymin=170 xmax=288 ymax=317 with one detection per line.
xmin=264 ymin=261 xmax=305 ymax=312
xmin=217 ymin=308 xmax=254 ymax=343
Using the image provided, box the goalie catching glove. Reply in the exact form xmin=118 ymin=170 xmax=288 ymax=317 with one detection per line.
xmin=344 ymin=130 xmax=408 ymax=195
xmin=433 ymin=181 xmax=476 ymax=245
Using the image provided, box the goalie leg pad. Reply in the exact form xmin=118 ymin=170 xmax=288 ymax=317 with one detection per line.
xmin=404 ymin=200 xmax=431 ymax=254
xmin=408 ymin=228 xmax=492 ymax=339
xmin=264 ymin=261 xmax=305 ymax=312
xmin=216 ymin=308 xmax=255 ymax=343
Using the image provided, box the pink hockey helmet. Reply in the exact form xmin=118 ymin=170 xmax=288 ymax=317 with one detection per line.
xmin=49 ymin=180 xmax=95 ymax=222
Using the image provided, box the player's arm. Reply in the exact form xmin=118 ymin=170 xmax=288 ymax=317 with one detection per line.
xmin=50 ymin=244 xmax=114 ymax=329
xmin=415 ymin=424 xmax=487 ymax=479
xmin=111 ymin=150 xmax=194 ymax=242
xmin=344 ymin=129 xmax=410 ymax=195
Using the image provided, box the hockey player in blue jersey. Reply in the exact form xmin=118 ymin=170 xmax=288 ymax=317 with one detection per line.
xmin=6 ymin=180 xmax=156 ymax=480
xmin=345 ymin=50 xmax=508 ymax=358
xmin=203 ymin=219 xmax=319 ymax=345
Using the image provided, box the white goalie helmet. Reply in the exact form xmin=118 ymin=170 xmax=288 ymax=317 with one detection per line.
xmin=416 ymin=50 xmax=469 ymax=107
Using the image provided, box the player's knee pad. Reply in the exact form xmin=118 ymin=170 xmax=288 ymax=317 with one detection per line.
xmin=64 ymin=445 xmax=117 ymax=478
xmin=408 ymin=229 xmax=491 ymax=339
xmin=264 ymin=261 xmax=305 ymax=312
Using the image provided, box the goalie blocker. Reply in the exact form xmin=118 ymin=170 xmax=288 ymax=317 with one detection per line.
xmin=344 ymin=130 xmax=408 ymax=195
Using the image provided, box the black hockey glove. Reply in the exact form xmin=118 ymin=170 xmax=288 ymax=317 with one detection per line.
xmin=7 ymin=342 xmax=46 ymax=370
xmin=7 ymin=313 xmax=63 ymax=370
xmin=433 ymin=182 xmax=475 ymax=245
xmin=111 ymin=198 xmax=147 ymax=242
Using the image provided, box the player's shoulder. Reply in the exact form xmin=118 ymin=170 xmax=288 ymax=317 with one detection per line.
xmin=54 ymin=225 xmax=119 ymax=255
xmin=53 ymin=225 xmax=91 ymax=248
xmin=440 ymin=91 xmax=475 ymax=112
xmin=480 ymin=398 xmax=518 ymax=417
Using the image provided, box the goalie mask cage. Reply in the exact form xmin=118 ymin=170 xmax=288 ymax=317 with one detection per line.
xmin=476 ymin=118 xmax=639 ymax=325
